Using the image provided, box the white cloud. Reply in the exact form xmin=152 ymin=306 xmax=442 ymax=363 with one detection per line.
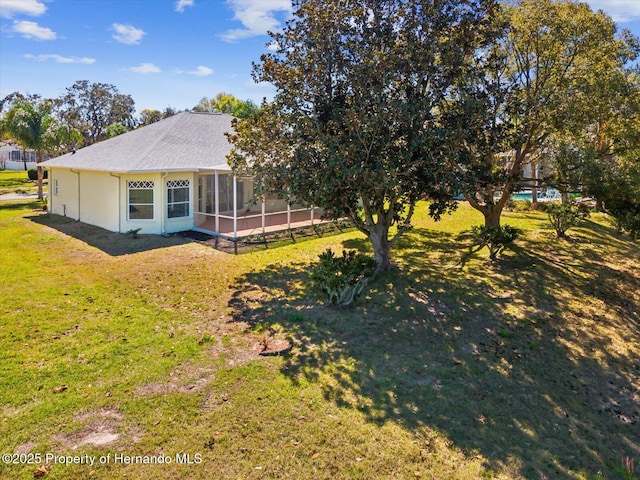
xmin=187 ymin=65 xmax=213 ymax=76
xmin=0 ymin=0 xmax=46 ymax=18
xmin=221 ymin=0 xmax=291 ymax=42
xmin=584 ymin=1 xmax=640 ymax=23
xmin=112 ymin=23 xmax=146 ymax=45
xmin=12 ymin=20 xmax=56 ymax=40
xmin=24 ymin=53 xmax=96 ymax=64
xmin=175 ymin=0 xmax=194 ymax=13
xmin=130 ymin=63 xmax=161 ymax=74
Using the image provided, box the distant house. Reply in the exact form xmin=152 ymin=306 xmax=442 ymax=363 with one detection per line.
xmin=42 ymin=112 xmax=322 ymax=238
xmin=0 ymin=145 xmax=49 ymax=170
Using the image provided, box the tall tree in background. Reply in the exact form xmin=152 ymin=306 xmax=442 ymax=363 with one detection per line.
xmin=453 ymin=0 xmax=638 ymax=226
xmin=228 ymin=0 xmax=500 ymax=272
xmin=162 ymin=106 xmax=178 ymax=118
xmin=139 ymin=107 xmax=179 ymax=126
xmin=139 ymin=109 xmax=164 ymax=126
xmin=104 ymin=123 xmax=127 ymax=138
xmin=56 ymin=80 xmax=136 ymax=145
xmin=0 ymin=92 xmax=42 ymax=115
xmin=193 ymin=93 xmax=259 ymax=119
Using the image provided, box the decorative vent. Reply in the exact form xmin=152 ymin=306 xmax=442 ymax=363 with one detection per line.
xmin=128 ymin=180 xmax=154 ymax=189
xmin=167 ymin=179 xmax=190 ymax=188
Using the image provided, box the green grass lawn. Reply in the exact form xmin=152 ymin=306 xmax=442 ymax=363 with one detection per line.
xmin=0 ymin=170 xmax=46 ymax=195
xmin=0 ymin=199 xmax=638 ymax=480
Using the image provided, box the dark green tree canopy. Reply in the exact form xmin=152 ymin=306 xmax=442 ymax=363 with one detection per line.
xmin=451 ymin=0 xmax=639 ymax=225
xmin=55 ymin=80 xmax=136 ymax=145
xmin=228 ymin=0 xmax=501 ymax=272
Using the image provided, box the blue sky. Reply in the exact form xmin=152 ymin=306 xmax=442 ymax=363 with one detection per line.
xmin=1 ymin=0 xmax=640 ymax=115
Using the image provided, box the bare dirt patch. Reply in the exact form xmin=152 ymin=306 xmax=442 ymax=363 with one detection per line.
xmin=136 ymin=363 xmax=216 ymax=396
xmin=53 ymin=408 xmax=127 ymax=449
xmin=252 ymin=336 xmax=293 ymax=356
xmin=14 ymin=441 xmax=37 ymax=455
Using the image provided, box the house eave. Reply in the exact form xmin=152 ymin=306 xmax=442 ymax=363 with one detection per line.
xmin=44 ymin=165 xmax=233 ymax=174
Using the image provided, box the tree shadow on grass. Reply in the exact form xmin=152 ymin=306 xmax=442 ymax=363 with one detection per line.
xmin=0 ymin=199 xmax=42 ymax=211
xmin=28 ymin=213 xmax=191 ymax=256
xmin=228 ymin=225 xmax=640 ymax=479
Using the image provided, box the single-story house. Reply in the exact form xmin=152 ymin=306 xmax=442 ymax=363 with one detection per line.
xmin=42 ymin=112 xmax=322 ymax=238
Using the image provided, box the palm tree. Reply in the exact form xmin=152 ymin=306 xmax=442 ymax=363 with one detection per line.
xmin=48 ymin=122 xmax=83 ymax=157
xmin=1 ymin=100 xmax=56 ymax=200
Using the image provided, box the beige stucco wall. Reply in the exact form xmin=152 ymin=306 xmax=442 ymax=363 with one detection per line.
xmin=81 ymin=170 xmax=120 ymax=232
xmin=47 ymin=169 xmax=198 ymax=235
xmin=48 ymin=168 xmax=119 ymax=231
xmin=48 ymin=168 xmax=79 ymax=220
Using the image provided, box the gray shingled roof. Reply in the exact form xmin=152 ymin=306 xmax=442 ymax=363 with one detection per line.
xmin=41 ymin=112 xmax=234 ymax=173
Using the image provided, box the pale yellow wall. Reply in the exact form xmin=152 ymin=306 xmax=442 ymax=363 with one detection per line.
xmin=79 ymin=171 xmax=119 ymax=232
xmin=48 ymin=168 xmax=79 ymax=220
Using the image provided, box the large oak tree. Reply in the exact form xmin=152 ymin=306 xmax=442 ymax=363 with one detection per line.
xmin=452 ymin=0 xmax=638 ymax=226
xmin=228 ymin=0 xmax=500 ymax=272
xmin=55 ymin=80 xmax=136 ymax=145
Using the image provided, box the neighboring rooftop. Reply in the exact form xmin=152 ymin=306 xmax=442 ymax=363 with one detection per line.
xmin=41 ymin=112 xmax=234 ymax=173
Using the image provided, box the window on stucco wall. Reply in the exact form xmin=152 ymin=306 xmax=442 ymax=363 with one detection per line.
xmin=167 ymin=179 xmax=190 ymax=218
xmin=128 ymin=180 xmax=154 ymax=220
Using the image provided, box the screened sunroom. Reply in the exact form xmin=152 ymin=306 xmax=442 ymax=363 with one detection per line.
xmin=193 ymin=171 xmax=325 ymax=239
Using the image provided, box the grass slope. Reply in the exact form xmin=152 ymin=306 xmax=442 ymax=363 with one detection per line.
xmin=0 ymin=200 xmax=638 ymax=480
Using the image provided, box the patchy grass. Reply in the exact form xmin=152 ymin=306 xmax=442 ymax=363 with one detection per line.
xmin=0 ymin=170 xmax=44 ymax=195
xmin=0 ymin=199 xmax=638 ymax=480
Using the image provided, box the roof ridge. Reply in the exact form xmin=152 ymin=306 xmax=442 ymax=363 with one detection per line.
xmin=187 ymin=111 xmax=224 ymax=116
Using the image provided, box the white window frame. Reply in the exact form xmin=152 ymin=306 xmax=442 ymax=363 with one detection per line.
xmin=128 ymin=180 xmax=155 ymax=220
xmin=167 ymin=179 xmax=190 ymax=219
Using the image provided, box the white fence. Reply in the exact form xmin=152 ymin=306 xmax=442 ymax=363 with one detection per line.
xmin=2 ymin=160 xmax=38 ymax=170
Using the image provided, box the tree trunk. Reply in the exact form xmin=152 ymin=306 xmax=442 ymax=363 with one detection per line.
xmin=531 ymin=159 xmax=538 ymax=205
xmin=464 ymin=191 xmax=505 ymax=227
xmin=595 ymin=198 xmax=604 ymax=212
xmin=36 ymin=150 xmax=43 ymax=200
xmin=368 ymin=224 xmax=391 ymax=273
xmin=484 ymin=205 xmax=502 ymax=227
